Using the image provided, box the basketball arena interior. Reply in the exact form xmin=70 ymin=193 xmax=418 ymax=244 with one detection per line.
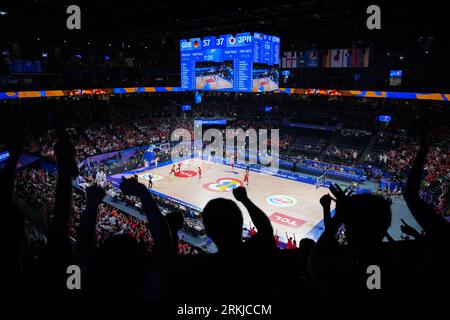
xmin=1 ymin=0 xmax=449 ymax=311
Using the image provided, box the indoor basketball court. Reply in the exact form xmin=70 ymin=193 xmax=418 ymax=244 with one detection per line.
xmin=128 ymin=159 xmax=333 ymax=240
xmin=196 ymin=75 xmax=233 ymax=90
xmin=253 ymin=77 xmax=279 ymax=92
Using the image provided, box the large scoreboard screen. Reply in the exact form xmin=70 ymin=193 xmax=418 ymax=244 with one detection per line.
xmin=180 ymin=32 xmax=280 ymax=92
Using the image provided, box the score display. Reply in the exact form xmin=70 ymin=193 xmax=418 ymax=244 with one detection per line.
xmin=180 ymin=32 xmax=280 ymax=92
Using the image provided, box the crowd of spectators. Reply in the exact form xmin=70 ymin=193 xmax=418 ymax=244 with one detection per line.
xmin=2 ymin=131 xmax=450 ymax=302
xmin=384 ymin=143 xmax=450 ymax=214
xmin=1 ymin=93 xmax=450 ymax=305
xmin=3 ymin=95 xmax=447 ymax=218
xmin=15 ymin=169 xmax=56 ymax=220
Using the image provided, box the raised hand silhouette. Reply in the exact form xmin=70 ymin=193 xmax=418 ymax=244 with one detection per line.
xmin=320 ymin=194 xmax=334 ymax=229
xmin=319 ymin=194 xmax=334 ymax=208
xmin=400 ymin=218 xmax=422 ymax=240
xmin=232 ymin=186 xmax=248 ymax=202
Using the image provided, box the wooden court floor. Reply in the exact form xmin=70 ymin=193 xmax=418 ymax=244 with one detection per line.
xmin=130 ymin=159 xmax=333 ymax=240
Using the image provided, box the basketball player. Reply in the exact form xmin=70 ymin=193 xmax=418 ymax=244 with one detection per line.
xmin=244 ymin=170 xmax=249 ymax=186
xmin=154 ymin=156 xmax=159 ymax=169
xmin=148 ymin=173 xmax=153 ymax=188
xmin=169 ymin=164 xmax=176 ymax=176
xmin=316 ymin=175 xmax=324 ymax=189
xmin=230 ymin=157 xmax=234 ymax=170
xmin=198 ymin=166 xmax=202 ymax=179
xmin=177 ymin=162 xmax=182 ymax=172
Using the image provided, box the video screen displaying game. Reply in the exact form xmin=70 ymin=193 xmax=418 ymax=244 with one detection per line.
xmin=180 ymin=32 xmax=280 ymax=92
xmin=195 ymin=61 xmax=234 ymax=90
xmin=252 ymin=63 xmax=279 ymax=92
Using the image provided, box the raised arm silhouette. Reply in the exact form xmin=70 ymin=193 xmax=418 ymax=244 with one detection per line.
xmin=46 ymin=136 xmax=79 ymax=297
xmin=0 ymin=134 xmax=25 ymax=297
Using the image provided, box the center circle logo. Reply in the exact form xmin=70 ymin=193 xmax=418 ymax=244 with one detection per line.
xmin=266 ymin=195 xmax=297 ymax=207
xmin=175 ymin=170 xmax=197 ymax=178
xmin=141 ymin=173 xmax=163 ymax=182
xmin=203 ymin=178 xmax=244 ymax=192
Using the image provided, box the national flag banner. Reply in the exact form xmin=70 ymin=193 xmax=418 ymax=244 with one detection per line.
xmin=291 ymin=51 xmax=297 ymax=68
xmin=298 ymin=50 xmax=307 ymax=68
xmin=307 ymin=49 xmax=319 ymax=67
xmin=361 ymin=48 xmax=370 ymax=67
xmin=281 ymin=51 xmax=287 ymax=68
xmin=343 ymin=48 xmax=353 ymax=67
xmin=352 ymin=48 xmax=361 ymax=68
xmin=286 ymin=51 xmax=292 ymax=68
xmin=321 ymin=49 xmax=330 ymax=68
xmin=330 ymin=49 xmax=344 ymax=68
